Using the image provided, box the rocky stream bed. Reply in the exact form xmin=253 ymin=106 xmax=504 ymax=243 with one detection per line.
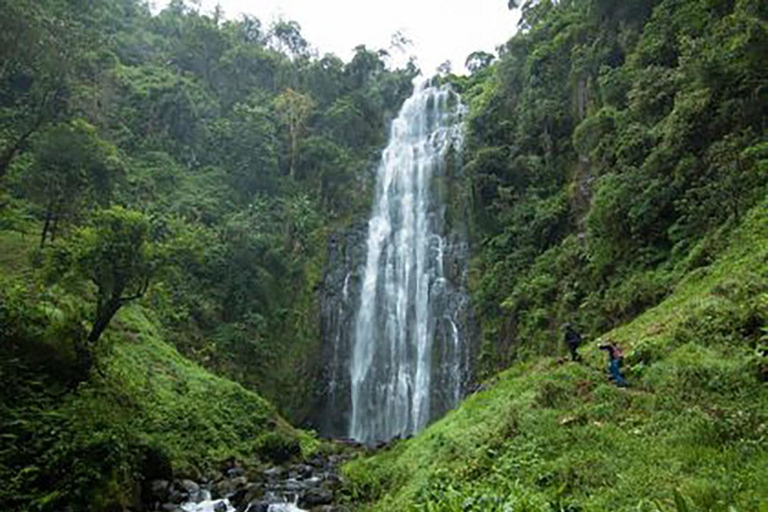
xmin=144 ymin=451 xmax=353 ymax=512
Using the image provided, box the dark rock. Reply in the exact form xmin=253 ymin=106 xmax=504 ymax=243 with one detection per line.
xmin=178 ymin=479 xmax=200 ymax=496
xmin=300 ymin=487 xmax=334 ymax=508
xmin=161 ymin=504 xmax=183 ymax=512
xmin=243 ymin=482 xmax=264 ymax=503
xmin=227 ymin=488 xmax=248 ymax=508
xmin=323 ymin=473 xmax=342 ymax=491
xmin=263 ymin=467 xmax=285 ymax=479
xmin=227 ymin=466 xmax=246 ymax=478
xmin=214 ymin=502 xmax=228 ymax=512
xmin=292 ymin=464 xmax=313 ymax=479
xmin=303 ymin=476 xmax=322 ymax=488
xmin=150 ymin=480 xmax=171 ymax=502
xmin=167 ymin=488 xmax=185 ymax=504
xmin=216 ymin=476 xmax=248 ymax=497
xmin=232 ymin=476 xmax=248 ymax=489
xmin=215 ymin=479 xmax=234 ymax=497
xmin=278 ymin=478 xmax=304 ymax=493
xmin=242 ymin=502 xmax=270 ymax=512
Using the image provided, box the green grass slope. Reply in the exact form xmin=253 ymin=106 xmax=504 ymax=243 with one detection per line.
xmin=344 ymin=202 xmax=768 ymax=511
xmin=1 ymin=272 xmax=313 ymax=510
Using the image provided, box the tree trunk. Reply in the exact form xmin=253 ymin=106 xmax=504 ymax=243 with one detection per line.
xmin=289 ymin=130 xmax=297 ymax=179
xmin=87 ymin=299 xmax=122 ymax=344
xmin=50 ymin=216 xmax=59 ymax=243
xmin=73 ymin=336 xmax=95 ymax=381
xmin=39 ymin=208 xmax=53 ymax=249
xmin=0 ymin=125 xmax=39 ymax=178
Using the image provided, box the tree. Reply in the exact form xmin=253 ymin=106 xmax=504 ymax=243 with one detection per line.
xmin=346 ymin=45 xmax=386 ymax=88
xmin=75 ymin=207 xmax=155 ymax=346
xmin=0 ymin=0 xmax=88 ymax=177
xmin=208 ymin=100 xmax=280 ymax=198
xmin=273 ymin=89 xmax=315 ymax=179
xmin=269 ymin=20 xmax=309 ymax=60
xmin=27 ymin=120 xmax=118 ymax=248
xmin=465 ymin=51 xmax=496 ymax=73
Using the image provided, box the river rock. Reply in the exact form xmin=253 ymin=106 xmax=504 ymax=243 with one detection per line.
xmin=290 ymin=464 xmax=313 ymax=479
xmin=150 ymin=479 xmax=171 ymax=502
xmin=227 ymin=467 xmax=246 ymax=478
xmin=300 ymin=487 xmax=333 ymax=508
xmin=278 ymin=478 xmax=304 ymax=493
xmin=179 ymin=479 xmax=201 ymax=497
xmin=241 ymin=502 xmax=269 ymax=512
xmin=263 ymin=467 xmax=285 ymax=479
xmin=322 ymin=474 xmax=342 ymax=491
xmin=302 ymin=476 xmax=322 ymax=488
xmin=242 ymin=482 xmax=264 ymax=503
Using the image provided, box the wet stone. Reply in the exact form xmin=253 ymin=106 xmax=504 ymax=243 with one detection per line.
xmin=300 ymin=487 xmax=334 ymax=508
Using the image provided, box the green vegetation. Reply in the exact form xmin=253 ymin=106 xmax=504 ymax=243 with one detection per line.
xmin=343 ymin=199 xmax=768 ymax=511
xmin=1 ymin=277 xmax=309 ymax=509
xmin=2 ymin=0 xmax=767 ymax=509
xmin=450 ymin=0 xmax=768 ymax=373
xmin=1 ymin=0 xmax=412 ymax=509
xmin=342 ymin=0 xmax=768 ymax=509
xmin=1 ymin=0 xmax=414 ymax=419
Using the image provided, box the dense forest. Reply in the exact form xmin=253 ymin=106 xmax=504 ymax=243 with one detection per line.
xmin=1 ymin=0 xmax=767 ymax=510
xmin=1 ymin=0 xmax=414 ymax=507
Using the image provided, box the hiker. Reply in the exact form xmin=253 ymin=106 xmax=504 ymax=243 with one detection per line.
xmin=563 ymin=323 xmax=583 ymax=362
xmin=599 ymin=341 xmax=628 ymax=387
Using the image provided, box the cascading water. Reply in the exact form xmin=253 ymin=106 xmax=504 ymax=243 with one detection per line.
xmin=349 ymin=80 xmax=469 ymax=444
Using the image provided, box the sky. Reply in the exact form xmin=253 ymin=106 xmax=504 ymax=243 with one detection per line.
xmin=156 ymin=0 xmax=520 ymax=75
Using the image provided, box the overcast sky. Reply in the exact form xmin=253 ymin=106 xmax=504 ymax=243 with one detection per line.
xmin=155 ymin=0 xmax=520 ymax=74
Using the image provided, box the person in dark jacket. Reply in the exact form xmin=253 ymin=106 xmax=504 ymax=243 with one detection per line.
xmin=563 ymin=323 xmax=583 ymax=362
xmin=599 ymin=341 xmax=628 ymax=387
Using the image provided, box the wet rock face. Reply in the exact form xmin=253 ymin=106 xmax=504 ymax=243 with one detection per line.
xmin=144 ymin=454 xmax=350 ymax=512
xmin=315 ymin=222 xmax=369 ymax=438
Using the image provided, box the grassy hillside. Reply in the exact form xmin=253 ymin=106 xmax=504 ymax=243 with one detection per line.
xmin=0 ymin=227 xmax=313 ymax=510
xmin=343 ymin=200 xmax=768 ymax=511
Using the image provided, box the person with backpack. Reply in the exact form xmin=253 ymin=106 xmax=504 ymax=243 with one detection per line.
xmin=599 ymin=341 xmax=628 ymax=387
xmin=563 ymin=323 xmax=583 ymax=362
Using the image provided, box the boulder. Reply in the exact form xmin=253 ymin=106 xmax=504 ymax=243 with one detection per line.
xmin=179 ymin=479 xmax=201 ymax=496
xmin=227 ymin=466 xmax=246 ymax=478
xmin=263 ymin=467 xmax=285 ymax=480
xmin=150 ymin=480 xmax=171 ymax=502
xmin=302 ymin=476 xmax=322 ymax=488
xmin=291 ymin=464 xmax=313 ymax=479
xmin=241 ymin=501 xmax=270 ymax=512
xmin=322 ymin=474 xmax=342 ymax=491
xmin=300 ymin=487 xmax=333 ymax=508
xmin=227 ymin=488 xmax=248 ymax=508
xmin=231 ymin=476 xmax=249 ymax=489
xmin=243 ymin=482 xmax=264 ymax=503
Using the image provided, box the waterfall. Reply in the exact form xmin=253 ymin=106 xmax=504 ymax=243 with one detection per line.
xmin=349 ymin=80 xmax=468 ymax=443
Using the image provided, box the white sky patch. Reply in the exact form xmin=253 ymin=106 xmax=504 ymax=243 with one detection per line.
xmin=154 ymin=0 xmax=520 ymax=74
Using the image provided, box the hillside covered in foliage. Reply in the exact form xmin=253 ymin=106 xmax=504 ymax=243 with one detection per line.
xmin=456 ymin=0 xmax=768 ymax=373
